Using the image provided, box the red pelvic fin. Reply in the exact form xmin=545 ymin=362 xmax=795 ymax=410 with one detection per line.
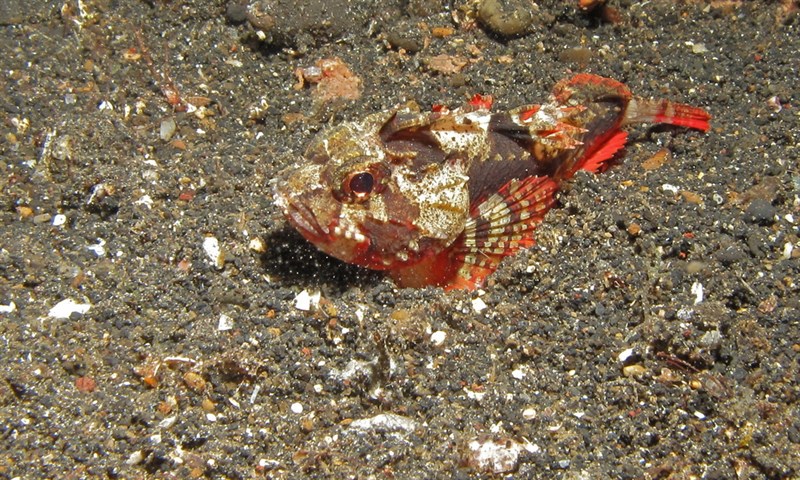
xmin=575 ymin=130 xmax=628 ymax=175
xmin=625 ymin=98 xmax=711 ymax=132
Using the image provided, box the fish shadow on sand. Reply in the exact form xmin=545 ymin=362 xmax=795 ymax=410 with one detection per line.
xmin=260 ymin=226 xmax=383 ymax=291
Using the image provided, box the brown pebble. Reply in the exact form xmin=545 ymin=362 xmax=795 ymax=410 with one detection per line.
xmin=681 ymin=191 xmax=703 ymax=204
xmin=183 ymin=371 xmax=207 ymax=393
xmin=300 ymin=417 xmax=314 ymax=432
xmin=201 ymin=398 xmax=216 ymax=412
xmin=143 ymin=375 xmax=160 ymax=388
xmin=431 ymin=26 xmax=454 ymax=38
xmin=626 ymin=223 xmax=641 ymax=236
xmin=642 ymin=149 xmax=670 ymax=170
xmin=559 ymin=47 xmax=592 ymax=67
xmin=33 ymin=213 xmax=52 ymax=224
xmin=16 ymin=206 xmax=33 ymax=218
xmin=75 ymin=376 xmax=97 ymax=393
xmin=622 ymin=364 xmax=647 ymax=377
xmin=685 ymin=261 xmax=706 ymax=274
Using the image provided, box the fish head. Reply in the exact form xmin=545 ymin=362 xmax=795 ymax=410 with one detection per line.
xmin=274 ymin=111 xmax=471 ymax=271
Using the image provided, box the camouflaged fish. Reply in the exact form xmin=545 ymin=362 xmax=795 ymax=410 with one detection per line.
xmin=273 ymin=73 xmax=711 ymax=290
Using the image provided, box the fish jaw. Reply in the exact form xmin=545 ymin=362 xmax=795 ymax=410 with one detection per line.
xmin=273 ymin=162 xmax=371 ymax=265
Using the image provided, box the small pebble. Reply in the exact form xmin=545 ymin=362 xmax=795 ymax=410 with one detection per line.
xmin=33 ymin=213 xmax=52 ymax=224
xmin=160 ymin=117 xmax=177 ymax=141
xmin=477 ymin=0 xmax=537 ymax=37
xmin=744 ymin=199 xmax=776 ymax=226
xmin=622 ymin=364 xmax=647 ymax=377
xmin=430 ymin=330 xmax=447 ymax=346
xmin=522 ymin=408 xmax=537 ymax=420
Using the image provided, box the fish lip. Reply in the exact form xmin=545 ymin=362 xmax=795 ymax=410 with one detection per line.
xmin=279 ymin=195 xmax=329 ymax=241
xmin=271 ymin=180 xmax=319 ymax=234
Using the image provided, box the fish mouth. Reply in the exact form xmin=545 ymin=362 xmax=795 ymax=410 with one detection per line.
xmin=272 ymin=183 xmax=329 ymax=242
xmin=272 ymin=171 xmax=371 ymax=265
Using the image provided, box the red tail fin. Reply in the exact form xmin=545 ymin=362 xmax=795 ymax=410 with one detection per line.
xmin=625 ymin=98 xmax=711 ymax=132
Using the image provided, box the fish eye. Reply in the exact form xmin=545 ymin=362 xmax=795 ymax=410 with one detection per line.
xmin=346 ymin=171 xmax=374 ymax=199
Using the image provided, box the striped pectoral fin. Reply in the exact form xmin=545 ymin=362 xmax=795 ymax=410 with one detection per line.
xmin=447 ymin=175 xmax=559 ymax=290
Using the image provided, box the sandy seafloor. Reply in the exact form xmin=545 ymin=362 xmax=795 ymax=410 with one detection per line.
xmin=1 ymin=0 xmax=799 ymax=478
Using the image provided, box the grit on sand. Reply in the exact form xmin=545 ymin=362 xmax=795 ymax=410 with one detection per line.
xmin=0 ymin=0 xmax=798 ymax=478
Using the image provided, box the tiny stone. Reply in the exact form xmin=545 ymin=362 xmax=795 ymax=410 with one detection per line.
xmin=160 ymin=117 xmax=177 ymax=141
xmin=291 ymin=402 xmax=303 ymax=414
xmin=430 ymin=330 xmax=447 ymax=346
xmin=248 ymin=237 xmax=267 ymax=253
xmin=478 ymin=0 xmax=537 ymax=37
xmin=622 ymin=364 xmax=647 ymax=377
xmin=522 ymin=408 xmax=537 ymax=420
xmin=699 ymin=329 xmax=722 ymax=348
xmin=745 ymin=199 xmax=776 ymax=225
xmin=618 ymin=348 xmax=634 ymax=362
xmin=33 ymin=213 xmax=52 ymax=224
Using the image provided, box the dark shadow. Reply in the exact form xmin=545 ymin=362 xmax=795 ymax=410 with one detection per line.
xmin=261 ymin=226 xmax=383 ymax=292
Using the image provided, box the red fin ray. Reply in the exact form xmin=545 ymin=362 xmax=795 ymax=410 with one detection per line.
xmin=570 ymin=130 xmax=628 ymax=176
xmin=625 ymin=98 xmax=711 ymax=132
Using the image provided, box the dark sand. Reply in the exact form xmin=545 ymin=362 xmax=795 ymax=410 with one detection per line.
xmin=1 ymin=0 xmax=798 ymax=477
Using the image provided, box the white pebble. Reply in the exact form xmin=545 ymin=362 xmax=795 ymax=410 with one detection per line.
xmin=291 ymin=402 xmax=303 ymax=414
xmin=293 ymin=289 xmax=320 ymax=311
xmin=248 ymin=237 xmax=266 ymax=253
xmin=430 ymin=330 xmax=447 ymax=346
xmin=52 ymin=214 xmax=67 ymax=226
xmin=0 ymin=302 xmax=16 ymax=314
xmin=691 ymin=281 xmax=704 ymax=305
xmin=782 ymin=242 xmax=793 ymax=260
xmin=203 ymin=236 xmax=224 ymax=269
xmin=217 ymin=314 xmax=234 ymax=331
xmin=618 ymin=348 xmax=634 ymax=362
xmin=472 ymin=297 xmax=488 ymax=312
xmin=522 ymin=408 xmax=537 ymax=420
xmin=160 ymin=117 xmax=177 ymax=141
xmin=48 ymin=299 xmax=91 ymax=319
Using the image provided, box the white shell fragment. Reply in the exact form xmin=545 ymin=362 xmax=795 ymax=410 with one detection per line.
xmin=203 ymin=236 xmax=224 ymax=269
xmin=691 ymin=281 xmax=704 ymax=305
xmin=471 ymin=297 xmax=488 ymax=312
xmin=348 ymin=413 xmax=418 ymax=434
xmin=466 ymin=437 xmax=527 ymax=474
xmin=661 ymin=183 xmax=680 ymax=194
xmin=48 ymin=299 xmax=92 ymax=319
xmin=430 ymin=330 xmax=447 ymax=346
xmin=86 ymin=238 xmax=107 ymax=257
xmin=217 ymin=314 xmax=234 ymax=331
xmin=293 ymin=289 xmax=320 ymax=311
